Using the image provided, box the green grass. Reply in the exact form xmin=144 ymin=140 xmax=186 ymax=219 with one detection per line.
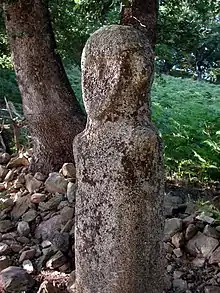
xmin=1 ymin=66 xmax=220 ymax=181
xmin=152 ymin=74 xmax=220 ymax=181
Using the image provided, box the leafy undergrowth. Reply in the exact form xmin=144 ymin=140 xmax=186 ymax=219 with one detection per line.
xmin=1 ymin=66 xmax=220 ymax=182
xmin=152 ymin=74 xmax=220 ymax=182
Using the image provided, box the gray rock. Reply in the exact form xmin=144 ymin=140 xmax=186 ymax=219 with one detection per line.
xmin=10 ymin=243 xmax=22 ymax=253
xmin=0 ymin=266 xmax=34 ymax=293
xmin=192 ymin=257 xmax=205 ymax=267
xmin=164 ymin=193 xmax=183 ymax=217
xmin=34 ymin=172 xmax=47 ymax=181
xmin=2 ymin=232 xmax=17 ymax=241
xmin=50 ymin=232 xmax=70 ymax=253
xmin=0 ymin=166 xmax=8 ymax=180
xmin=60 ymin=206 xmax=74 ymax=224
xmin=205 ymin=286 xmax=220 ymax=293
xmin=196 ymin=212 xmax=215 ymax=225
xmin=11 ymin=196 xmax=30 ymax=220
xmin=22 ymin=209 xmax=37 ymax=222
xmin=57 ymin=200 xmax=69 ymax=210
xmin=173 ymin=278 xmax=188 ymax=292
xmin=172 ymin=232 xmax=184 ymax=248
xmin=173 ymin=270 xmax=184 ymax=279
xmin=16 ymin=174 xmax=25 ymax=184
xmin=41 ymin=240 xmax=51 ymax=248
xmin=0 ymin=220 xmax=13 ymax=233
xmin=0 ymin=243 xmax=10 ymax=256
xmin=209 ymin=246 xmax=220 ymax=264
xmin=35 ymin=215 xmax=61 ymax=240
xmin=19 ymin=249 xmax=36 ymax=263
xmin=66 ymin=182 xmax=76 ymax=203
xmin=173 ymin=248 xmax=183 ymax=258
xmin=25 ymin=174 xmax=42 ymax=193
xmin=61 ymin=219 xmax=74 ymax=233
xmin=61 ymin=163 xmax=76 ymax=179
xmin=17 ymin=221 xmax=30 ymax=237
xmin=4 ymin=170 xmax=15 ymax=182
xmin=186 ymin=232 xmax=219 ymax=258
xmin=38 ymin=194 xmax=63 ymax=211
xmin=45 ymin=172 xmax=68 ymax=194
xmin=30 ymin=193 xmax=46 ymax=204
xmin=164 ymin=218 xmax=183 ymax=240
xmin=22 ymin=260 xmax=34 ymax=274
xmin=204 ymin=225 xmax=220 ymax=239
xmin=46 ymin=251 xmax=67 ymax=269
xmin=0 ymin=198 xmax=14 ymax=212
xmin=36 ymin=247 xmax=54 ymax=271
xmin=17 ymin=236 xmax=29 ymax=244
xmin=0 ymin=153 xmax=10 ymax=164
xmin=185 ymin=223 xmax=198 ymax=241
xmin=0 ymin=256 xmax=10 ymax=272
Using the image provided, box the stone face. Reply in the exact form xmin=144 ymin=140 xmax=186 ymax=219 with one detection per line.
xmin=186 ymin=232 xmax=219 ymax=258
xmin=73 ymin=25 xmax=165 ymax=293
xmin=45 ymin=172 xmax=68 ymax=194
xmin=0 ymin=266 xmax=34 ymax=293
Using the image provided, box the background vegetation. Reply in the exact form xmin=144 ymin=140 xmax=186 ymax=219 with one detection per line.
xmin=0 ymin=0 xmax=219 ymax=181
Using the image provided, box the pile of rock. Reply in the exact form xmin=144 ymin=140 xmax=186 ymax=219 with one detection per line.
xmin=0 ymin=151 xmax=76 ymax=292
xmin=0 ymin=150 xmax=220 ymax=293
xmin=164 ymin=197 xmax=220 ymax=293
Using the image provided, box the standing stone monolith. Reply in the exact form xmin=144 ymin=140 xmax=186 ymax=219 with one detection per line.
xmin=73 ymin=25 xmax=165 ymax=293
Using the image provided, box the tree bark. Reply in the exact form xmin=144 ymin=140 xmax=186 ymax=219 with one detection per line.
xmin=3 ymin=0 xmax=85 ymax=174
xmin=120 ymin=0 xmax=158 ymax=48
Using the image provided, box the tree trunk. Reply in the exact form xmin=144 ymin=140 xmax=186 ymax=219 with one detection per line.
xmin=120 ymin=0 xmax=158 ymax=48
xmin=3 ymin=0 xmax=85 ymax=174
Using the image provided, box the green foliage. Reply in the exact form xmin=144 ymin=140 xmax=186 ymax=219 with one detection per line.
xmin=0 ymin=68 xmax=21 ymax=105
xmin=65 ymin=64 xmax=84 ymax=111
xmin=50 ymin=0 xmax=120 ymax=65
xmin=197 ymin=200 xmax=220 ymax=224
xmin=152 ymin=74 xmax=220 ymax=181
xmin=157 ymin=0 xmax=220 ymax=80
